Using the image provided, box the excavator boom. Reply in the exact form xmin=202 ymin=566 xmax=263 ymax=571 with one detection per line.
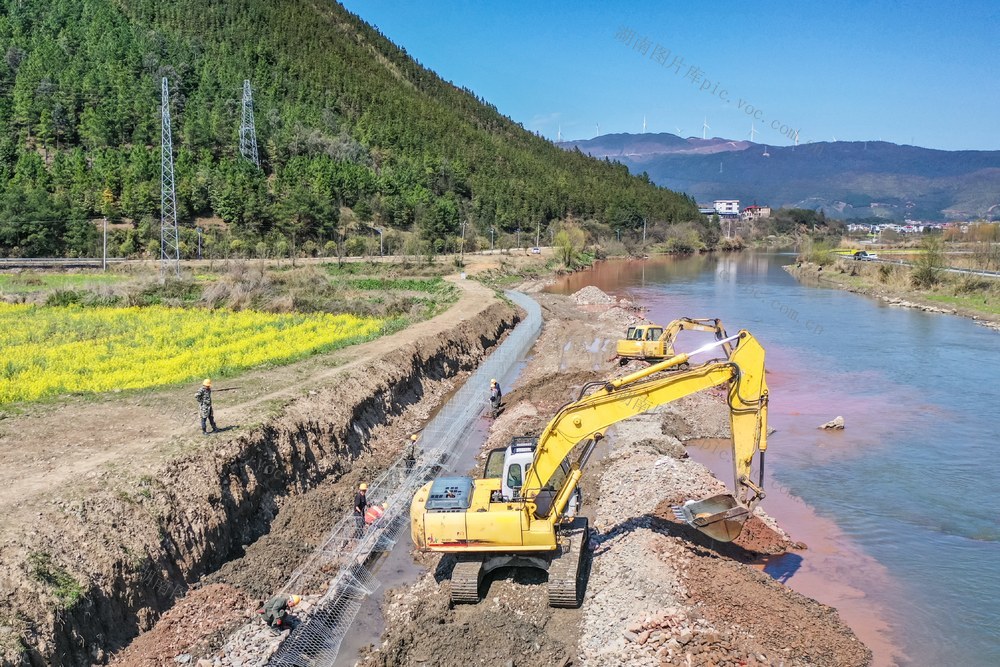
xmin=410 ymin=322 xmax=769 ymax=606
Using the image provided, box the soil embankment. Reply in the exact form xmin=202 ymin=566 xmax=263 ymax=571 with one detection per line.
xmin=358 ymin=288 xmax=871 ymax=667
xmin=0 ymin=278 xmax=518 ymax=666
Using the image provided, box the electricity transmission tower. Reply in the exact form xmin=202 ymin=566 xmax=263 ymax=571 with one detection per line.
xmin=160 ymin=77 xmax=180 ymax=276
xmin=240 ymin=79 xmax=260 ymax=167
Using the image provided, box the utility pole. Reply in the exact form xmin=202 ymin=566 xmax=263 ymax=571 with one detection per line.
xmin=535 ymin=222 xmax=540 ymax=247
xmin=490 ymin=227 xmax=495 ymax=251
xmin=160 ymin=77 xmax=180 ymax=277
xmin=240 ymin=79 xmax=260 ymax=167
xmin=516 ymin=227 xmax=521 ymax=248
xmin=102 ymin=217 xmax=107 ymax=272
xmin=197 ymin=227 xmax=203 ymax=259
xmin=460 ymin=222 xmax=466 ymax=263
xmin=642 ymin=218 xmax=647 ymax=244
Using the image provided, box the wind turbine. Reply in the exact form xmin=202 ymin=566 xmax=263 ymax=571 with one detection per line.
xmin=557 ymin=125 xmax=562 ymax=142
xmin=643 ymin=115 xmax=647 ymax=133
xmin=596 ymin=123 xmax=600 ymax=137
xmin=675 ymin=126 xmax=684 ymax=137
xmin=749 ymin=122 xmax=758 ymax=143
xmin=702 ymin=117 xmax=710 ymax=140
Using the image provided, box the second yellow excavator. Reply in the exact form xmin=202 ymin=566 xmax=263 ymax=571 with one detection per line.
xmin=615 ymin=317 xmax=731 ymax=365
xmin=410 ymin=325 xmax=769 ymax=606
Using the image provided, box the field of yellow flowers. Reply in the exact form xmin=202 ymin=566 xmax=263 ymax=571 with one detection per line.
xmin=0 ymin=303 xmax=388 ymax=404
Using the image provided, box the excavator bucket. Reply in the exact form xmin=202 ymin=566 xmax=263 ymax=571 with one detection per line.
xmin=672 ymin=494 xmax=750 ymax=542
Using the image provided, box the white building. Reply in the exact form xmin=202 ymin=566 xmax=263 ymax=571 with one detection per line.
xmin=713 ymin=199 xmax=740 ymax=216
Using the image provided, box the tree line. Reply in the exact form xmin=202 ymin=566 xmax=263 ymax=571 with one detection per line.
xmin=0 ymin=0 xmax=708 ymax=258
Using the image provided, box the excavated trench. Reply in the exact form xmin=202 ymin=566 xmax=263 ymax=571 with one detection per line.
xmin=9 ymin=300 xmax=519 ymax=667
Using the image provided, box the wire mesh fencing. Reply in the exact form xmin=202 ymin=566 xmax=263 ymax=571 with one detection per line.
xmin=267 ymin=290 xmax=541 ymax=667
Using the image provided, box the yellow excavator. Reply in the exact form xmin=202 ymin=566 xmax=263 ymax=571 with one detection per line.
xmin=615 ymin=317 xmax=731 ymax=365
xmin=410 ymin=327 xmax=768 ymax=607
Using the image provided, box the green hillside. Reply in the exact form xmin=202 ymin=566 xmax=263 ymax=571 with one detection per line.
xmin=0 ymin=0 xmax=701 ymax=257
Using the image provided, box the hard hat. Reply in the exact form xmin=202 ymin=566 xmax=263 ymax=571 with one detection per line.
xmin=203 ymin=378 xmax=212 ymax=387
xmin=381 ymin=502 xmax=388 ymax=509
xmin=359 ymin=483 xmax=368 ymax=490
xmin=410 ymin=434 xmax=418 ymax=441
xmin=490 ymin=378 xmax=497 ymax=385
xmin=289 ymin=594 xmax=301 ymax=607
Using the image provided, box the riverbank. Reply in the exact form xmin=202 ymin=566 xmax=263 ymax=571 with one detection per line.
xmin=357 ymin=287 xmax=871 ymax=667
xmin=786 ymin=260 xmax=1000 ymax=332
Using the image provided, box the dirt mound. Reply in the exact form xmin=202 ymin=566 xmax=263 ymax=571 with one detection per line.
xmin=571 ymin=286 xmax=615 ymax=305
xmin=361 ymin=560 xmax=574 ymax=667
xmin=684 ymin=554 xmax=872 ymax=666
xmin=597 ymin=305 xmax=644 ymax=328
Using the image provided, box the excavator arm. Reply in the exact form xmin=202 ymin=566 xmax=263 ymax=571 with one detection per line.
xmin=523 ymin=330 xmax=768 ymax=539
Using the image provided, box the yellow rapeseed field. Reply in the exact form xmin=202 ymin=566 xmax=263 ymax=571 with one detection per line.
xmin=0 ymin=303 xmax=387 ymax=404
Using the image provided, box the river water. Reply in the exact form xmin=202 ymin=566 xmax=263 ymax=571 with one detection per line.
xmin=547 ymin=252 xmax=1000 ymax=667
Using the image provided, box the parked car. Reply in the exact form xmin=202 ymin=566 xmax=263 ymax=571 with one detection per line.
xmin=853 ymin=250 xmax=879 ymax=261
xmin=530 ymin=247 xmax=541 ymax=254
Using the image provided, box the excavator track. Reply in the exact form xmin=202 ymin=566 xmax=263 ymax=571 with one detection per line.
xmin=547 ymin=517 xmax=589 ymax=608
xmin=450 ymin=557 xmax=484 ymax=604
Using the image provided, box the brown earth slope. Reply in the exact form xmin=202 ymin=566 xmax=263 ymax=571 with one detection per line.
xmin=0 ymin=273 xmax=521 ymax=665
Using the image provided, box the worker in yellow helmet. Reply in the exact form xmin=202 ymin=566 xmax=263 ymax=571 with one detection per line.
xmin=354 ymin=482 xmax=368 ymax=538
xmin=405 ymin=433 xmax=419 ymax=473
xmin=259 ymin=593 xmax=302 ymax=632
xmin=195 ymin=378 xmax=219 ymax=435
xmin=489 ymin=378 xmax=502 ymax=418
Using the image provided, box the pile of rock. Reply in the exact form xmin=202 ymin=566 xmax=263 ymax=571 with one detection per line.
xmin=622 ymin=608 xmax=769 ymax=666
xmin=880 ymin=295 xmax=957 ymax=314
xmin=572 ymin=286 xmax=616 ymax=305
xmin=192 ymin=595 xmax=320 ymax=667
xmin=597 ymin=305 xmax=644 ymax=328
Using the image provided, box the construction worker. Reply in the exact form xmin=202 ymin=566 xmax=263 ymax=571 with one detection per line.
xmin=489 ymin=378 xmax=502 ymax=418
xmin=354 ymin=483 xmax=368 ymax=538
xmin=259 ymin=594 xmax=301 ymax=631
xmin=365 ymin=502 xmax=387 ymax=527
xmin=404 ymin=434 xmax=419 ymax=473
xmin=195 ymin=378 xmax=219 ymax=435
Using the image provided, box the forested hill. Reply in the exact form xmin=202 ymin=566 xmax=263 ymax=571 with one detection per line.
xmin=0 ymin=0 xmax=700 ymax=257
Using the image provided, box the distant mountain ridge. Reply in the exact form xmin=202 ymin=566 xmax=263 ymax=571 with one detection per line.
xmin=559 ymin=133 xmax=1000 ymax=221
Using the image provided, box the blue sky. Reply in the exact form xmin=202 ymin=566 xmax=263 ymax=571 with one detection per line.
xmin=339 ymin=0 xmax=999 ymax=151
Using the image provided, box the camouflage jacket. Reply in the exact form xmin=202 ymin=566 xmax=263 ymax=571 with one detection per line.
xmin=195 ymin=386 xmax=213 ymax=417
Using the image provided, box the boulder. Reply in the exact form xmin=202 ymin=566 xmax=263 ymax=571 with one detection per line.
xmin=819 ymin=416 xmax=845 ymax=430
